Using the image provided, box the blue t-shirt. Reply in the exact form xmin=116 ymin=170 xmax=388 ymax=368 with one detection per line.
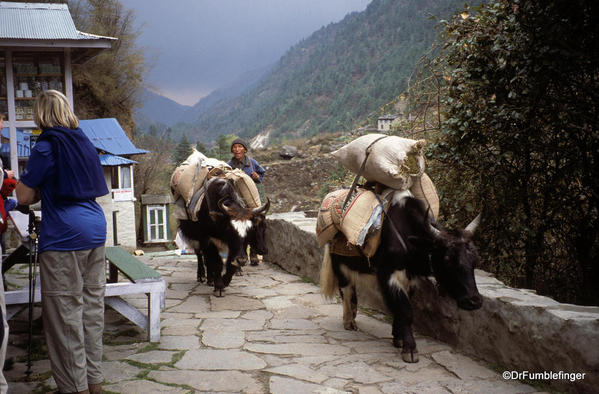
xmin=20 ymin=139 xmax=107 ymax=252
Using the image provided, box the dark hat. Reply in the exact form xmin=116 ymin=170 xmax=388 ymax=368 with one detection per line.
xmin=230 ymin=138 xmax=248 ymax=152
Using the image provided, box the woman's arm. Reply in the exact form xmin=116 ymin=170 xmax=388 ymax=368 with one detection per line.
xmin=16 ymin=181 xmax=40 ymax=205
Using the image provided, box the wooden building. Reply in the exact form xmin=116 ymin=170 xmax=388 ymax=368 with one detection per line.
xmin=0 ymin=1 xmax=115 ymax=174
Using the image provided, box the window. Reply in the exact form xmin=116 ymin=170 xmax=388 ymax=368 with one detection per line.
xmin=12 ymin=53 xmax=64 ymax=121
xmin=146 ymin=205 xmax=168 ymax=242
xmin=111 ymin=165 xmax=134 ymax=201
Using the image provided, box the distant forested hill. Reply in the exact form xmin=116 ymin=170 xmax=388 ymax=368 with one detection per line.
xmin=187 ymin=0 xmax=476 ymax=143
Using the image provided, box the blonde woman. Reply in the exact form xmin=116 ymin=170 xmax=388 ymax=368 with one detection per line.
xmin=16 ymin=90 xmax=108 ymax=394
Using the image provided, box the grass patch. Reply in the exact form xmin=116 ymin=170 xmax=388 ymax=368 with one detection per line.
xmin=301 ymin=275 xmax=313 ymax=284
xmin=138 ymin=342 xmax=160 ymax=353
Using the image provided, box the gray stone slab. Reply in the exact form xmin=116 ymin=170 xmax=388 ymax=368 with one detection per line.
xmin=293 ymin=293 xmax=332 ymax=307
xmin=266 ymin=363 xmax=329 ymax=384
xmin=268 ymin=271 xmax=304 ymax=283
xmin=319 ymin=361 xmax=393 ymax=384
xmin=104 ymin=380 xmax=188 ymax=393
xmin=270 ymin=318 xmax=318 ymax=330
xmin=323 ymin=377 xmax=350 ymax=390
xmin=247 ymin=332 xmax=327 ymax=344
xmin=270 ymin=376 xmax=346 ymax=394
xmin=245 ymin=342 xmax=350 ymax=356
xmin=275 ymin=305 xmax=320 ymax=319
xmin=102 ymin=360 xmax=143 ymax=383
xmin=175 ymin=349 xmax=267 ymax=370
xmin=158 ymin=335 xmax=201 ymax=350
xmin=103 ymin=343 xmax=146 ymax=361
xmin=242 ymin=309 xmax=273 ymax=320
xmin=161 ymin=323 xmax=199 ymax=336
xmin=200 ymin=317 xmax=265 ymax=331
xmin=444 ymin=379 xmax=538 ymax=394
xmin=195 ymin=310 xmax=240 ymax=319
xmin=238 ymin=286 xmax=280 ymax=298
xmin=271 ymin=282 xmax=320 ymax=295
xmin=126 ymin=350 xmax=179 ymax=364
xmin=202 ymin=329 xmax=245 ymax=348
xmin=345 ymin=340 xmax=397 ymax=354
xmin=160 ymin=317 xmax=200 ymax=329
xmin=160 ymin=312 xmax=194 ymax=320
xmin=168 ymin=282 xmax=197 ymax=292
xmin=165 ymin=289 xmax=189 ymax=299
xmin=166 ymin=295 xmax=210 ymax=313
xmin=191 ymin=284 xmax=217 ymax=295
xmin=262 ymin=295 xmax=296 ymax=309
xmin=149 ymin=370 xmax=263 ymax=392
xmin=431 ymin=350 xmax=498 ymax=380
xmin=358 ymin=386 xmax=384 ymax=394
xmin=210 ymin=294 xmax=265 ymax=311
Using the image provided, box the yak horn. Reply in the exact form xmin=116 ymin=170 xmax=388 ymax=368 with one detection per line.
xmin=252 ymin=198 xmax=271 ymax=215
xmin=218 ymin=198 xmax=233 ymax=215
xmin=465 ymin=213 xmax=482 ymax=235
xmin=428 ymin=222 xmax=441 ymax=238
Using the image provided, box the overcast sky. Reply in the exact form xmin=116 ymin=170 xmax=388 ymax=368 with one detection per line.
xmin=119 ymin=0 xmax=371 ymax=106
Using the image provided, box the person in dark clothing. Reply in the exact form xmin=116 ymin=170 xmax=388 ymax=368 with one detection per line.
xmin=227 ymin=138 xmax=266 ymax=265
xmin=227 ymin=138 xmax=265 ymax=184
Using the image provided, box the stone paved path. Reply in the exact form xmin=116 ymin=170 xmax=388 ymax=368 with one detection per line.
xmin=4 ymin=253 xmax=538 ymax=393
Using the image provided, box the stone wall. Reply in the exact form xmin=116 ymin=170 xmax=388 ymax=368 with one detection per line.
xmin=265 ymin=214 xmax=599 ymax=393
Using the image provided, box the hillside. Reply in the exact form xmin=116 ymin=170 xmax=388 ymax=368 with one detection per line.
xmin=134 ymin=88 xmax=190 ymax=130
xmin=187 ymin=0 xmax=475 ymax=144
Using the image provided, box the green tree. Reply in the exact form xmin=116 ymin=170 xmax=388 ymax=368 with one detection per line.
xmin=196 ymin=140 xmax=208 ymax=154
xmin=69 ymin=0 xmax=145 ymax=136
xmin=211 ymin=134 xmax=239 ymax=161
xmin=432 ymin=0 xmax=599 ymax=304
xmin=172 ymin=134 xmax=193 ymax=166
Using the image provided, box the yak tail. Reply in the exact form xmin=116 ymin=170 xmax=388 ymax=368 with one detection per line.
xmin=320 ymin=244 xmax=338 ymax=299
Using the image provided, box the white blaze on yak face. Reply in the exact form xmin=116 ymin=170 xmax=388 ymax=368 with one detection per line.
xmin=231 ymin=219 xmax=252 ymax=238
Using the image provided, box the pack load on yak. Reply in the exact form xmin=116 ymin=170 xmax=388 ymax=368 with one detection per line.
xmin=317 ymin=133 xmax=440 ymax=257
xmin=170 ymin=149 xmax=270 ymax=295
xmin=170 ymin=149 xmax=261 ymax=221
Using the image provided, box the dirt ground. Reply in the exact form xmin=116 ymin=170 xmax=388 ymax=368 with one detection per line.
xmin=252 ymin=134 xmax=354 ymax=213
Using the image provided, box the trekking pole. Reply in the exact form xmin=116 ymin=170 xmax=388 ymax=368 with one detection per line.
xmin=25 ymin=210 xmax=38 ymax=377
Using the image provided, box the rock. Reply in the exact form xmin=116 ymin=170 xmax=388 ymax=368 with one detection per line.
xmin=279 ymin=145 xmax=298 ymax=159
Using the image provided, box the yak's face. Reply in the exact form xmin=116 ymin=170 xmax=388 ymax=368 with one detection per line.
xmin=208 ymin=178 xmax=271 ymax=263
xmin=432 ymin=218 xmax=483 ymax=310
xmin=248 ymin=200 xmax=270 ymax=255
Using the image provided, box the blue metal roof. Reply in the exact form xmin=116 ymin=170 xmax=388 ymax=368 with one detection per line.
xmin=99 ymin=154 xmax=138 ymax=166
xmin=0 ymin=2 xmax=116 ymax=41
xmin=79 ymin=118 xmax=149 ymax=156
xmin=1 ymin=127 xmax=31 ymax=158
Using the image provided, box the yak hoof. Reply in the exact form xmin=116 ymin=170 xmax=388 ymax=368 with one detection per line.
xmin=207 ymin=279 xmax=214 ymax=286
xmin=213 ymin=287 xmax=225 ymax=297
xmin=343 ymin=321 xmax=358 ymax=331
xmin=401 ymin=350 xmax=419 ymax=363
xmin=197 ymin=276 xmax=206 ymax=283
xmin=392 ymin=338 xmax=402 ymax=348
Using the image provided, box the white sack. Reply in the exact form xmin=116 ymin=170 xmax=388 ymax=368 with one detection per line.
xmin=332 ymin=134 xmax=426 ymax=190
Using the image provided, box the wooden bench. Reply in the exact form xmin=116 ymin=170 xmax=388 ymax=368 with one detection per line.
xmin=3 ymin=240 xmax=166 ymax=342
xmin=104 ymin=246 xmax=165 ymax=342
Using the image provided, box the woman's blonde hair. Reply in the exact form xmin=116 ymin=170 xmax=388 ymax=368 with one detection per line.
xmin=34 ymin=89 xmax=79 ymax=129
